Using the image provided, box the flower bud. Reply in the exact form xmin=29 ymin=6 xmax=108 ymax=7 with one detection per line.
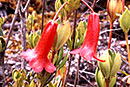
xmin=107 ymin=0 xmax=123 ymax=22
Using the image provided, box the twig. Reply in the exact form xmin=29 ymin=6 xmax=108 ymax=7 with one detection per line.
xmin=19 ymin=10 xmax=26 ymax=69
xmin=21 ymin=0 xmax=30 ymax=13
xmin=41 ymin=0 xmax=45 ymax=32
xmin=63 ymin=10 xmax=77 ymax=87
xmin=74 ymin=56 xmax=81 ymax=87
xmin=6 ymin=0 xmax=21 ymax=46
xmin=79 ymin=70 xmax=95 ymax=76
xmin=2 ymin=23 xmax=21 ymax=29
xmin=92 ymin=0 xmax=96 ymax=9
xmin=100 ymin=28 xmax=122 ymax=35
xmin=79 ymin=73 xmax=93 ymax=86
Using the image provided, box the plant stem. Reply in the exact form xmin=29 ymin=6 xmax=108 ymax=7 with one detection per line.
xmin=106 ymin=80 xmax=110 ymax=87
xmin=41 ymin=0 xmax=45 ymax=33
xmin=53 ymin=2 xmax=68 ymax=21
xmin=125 ymin=33 xmax=130 ymax=69
xmin=81 ymin=0 xmax=94 ymax=13
xmin=19 ymin=10 xmax=26 ymax=69
xmin=108 ymin=20 xmax=113 ymax=49
xmin=92 ymin=0 xmax=96 ymax=9
xmin=74 ymin=56 xmax=81 ymax=87
xmin=63 ymin=10 xmax=77 ymax=87
xmin=6 ymin=0 xmax=21 ymax=45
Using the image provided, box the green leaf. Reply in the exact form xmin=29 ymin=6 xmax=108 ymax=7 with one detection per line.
xmin=75 ymin=31 xmax=86 ymax=48
xmin=0 ymin=29 xmax=4 ymax=36
xmin=0 ymin=36 xmax=6 ymax=51
xmin=109 ymin=75 xmax=116 ymax=87
xmin=110 ymin=52 xmax=121 ymax=78
xmin=56 ymin=48 xmax=64 ymax=65
xmin=66 ymin=37 xmax=72 ymax=50
xmin=98 ymin=50 xmax=110 ymax=79
xmin=58 ymin=53 xmax=68 ymax=69
xmin=53 ymin=53 xmax=58 ymax=64
xmin=29 ymin=80 xmax=36 ymax=87
xmin=76 ymin=21 xmax=86 ymax=38
xmin=95 ymin=68 xmax=106 ymax=87
xmin=34 ymin=35 xmax=40 ymax=47
xmin=119 ymin=7 xmax=130 ymax=33
xmin=0 ymin=41 xmax=2 ymax=52
xmin=52 ymin=21 xmax=71 ymax=51
xmin=12 ymin=69 xmax=21 ymax=82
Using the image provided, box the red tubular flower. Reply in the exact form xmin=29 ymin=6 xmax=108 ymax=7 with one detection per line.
xmin=21 ymin=21 xmax=58 ymax=73
xmin=70 ymin=13 xmax=105 ymax=62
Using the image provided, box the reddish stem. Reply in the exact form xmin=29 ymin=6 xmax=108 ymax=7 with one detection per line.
xmin=106 ymin=80 xmax=110 ymax=87
xmin=81 ymin=0 xmax=94 ymax=13
xmin=53 ymin=2 xmax=68 ymax=21
xmin=108 ymin=21 xmax=113 ymax=49
xmin=122 ymin=0 xmax=125 ymax=12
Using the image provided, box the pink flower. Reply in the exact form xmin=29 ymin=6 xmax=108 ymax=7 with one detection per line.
xmin=70 ymin=13 xmax=105 ymax=62
xmin=21 ymin=21 xmax=58 ymax=73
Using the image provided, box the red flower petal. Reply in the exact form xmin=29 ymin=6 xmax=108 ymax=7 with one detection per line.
xmin=45 ymin=59 xmax=56 ymax=73
xmin=70 ymin=13 xmax=105 ymax=62
xmin=21 ymin=21 xmax=58 ymax=73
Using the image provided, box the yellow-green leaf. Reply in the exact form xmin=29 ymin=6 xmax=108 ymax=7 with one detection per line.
xmin=98 ymin=50 xmax=111 ymax=79
xmin=52 ymin=21 xmax=71 ymax=51
xmin=110 ymin=52 xmax=121 ymax=78
xmin=119 ymin=7 xmax=130 ymax=33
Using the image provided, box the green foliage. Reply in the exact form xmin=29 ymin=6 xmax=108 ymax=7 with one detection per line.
xmin=95 ymin=68 xmax=105 ymax=87
xmin=119 ymin=7 xmax=130 ymax=33
xmin=0 ymin=36 xmax=6 ymax=52
xmin=67 ymin=21 xmax=87 ymax=50
xmin=26 ymin=30 xmax=41 ymax=48
xmin=55 ymin=0 xmax=80 ymax=19
xmin=96 ymin=50 xmax=121 ymax=87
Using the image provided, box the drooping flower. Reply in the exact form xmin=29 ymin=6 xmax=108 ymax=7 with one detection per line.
xmin=21 ymin=21 xmax=58 ymax=73
xmin=70 ymin=13 xmax=105 ymax=62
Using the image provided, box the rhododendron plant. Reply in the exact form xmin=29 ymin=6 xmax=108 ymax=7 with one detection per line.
xmin=21 ymin=2 xmax=68 ymax=73
xmin=70 ymin=13 xmax=105 ymax=62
